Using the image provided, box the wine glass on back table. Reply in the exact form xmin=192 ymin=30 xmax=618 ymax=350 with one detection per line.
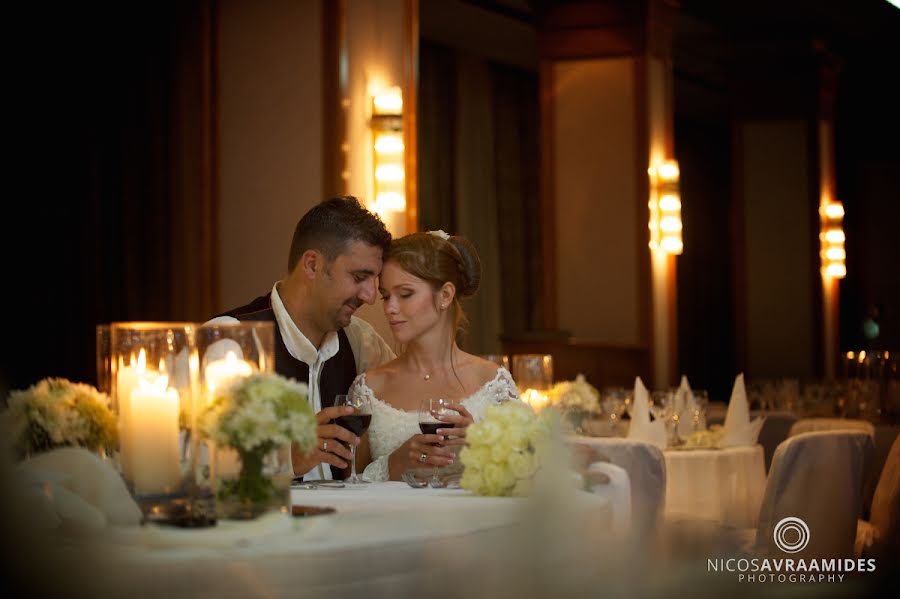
xmin=418 ymin=398 xmax=452 ymax=488
xmin=334 ymin=393 xmax=372 ymax=484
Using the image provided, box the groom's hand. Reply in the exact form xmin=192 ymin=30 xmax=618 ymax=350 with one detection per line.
xmin=291 ymin=406 xmax=359 ymax=475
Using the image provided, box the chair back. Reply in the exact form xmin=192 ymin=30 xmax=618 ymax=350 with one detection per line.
xmin=789 ymin=418 xmax=875 ymax=438
xmin=586 ymin=461 xmax=632 ymax=537
xmin=569 ymin=437 xmax=665 ymax=541
xmin=756 ymin=431 xmax=874 ymax=559
xmin=751 ymin=410 xmax=798 ymax=471
xmin=868 ymin=434 xmax=900 ymax=558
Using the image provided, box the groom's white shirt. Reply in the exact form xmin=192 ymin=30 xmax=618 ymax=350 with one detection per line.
xmin=207 ymin=283 xmax=395 ymax=479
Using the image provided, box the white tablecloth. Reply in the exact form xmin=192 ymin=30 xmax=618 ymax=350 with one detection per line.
xmin=664 ymin=445 xmax=766 ymax=528
xmin=13 ymin=482 xmax=615 ymax=598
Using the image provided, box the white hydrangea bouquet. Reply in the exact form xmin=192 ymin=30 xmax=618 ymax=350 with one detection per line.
xmin=1 ymin=378 xmax=118 ymax=458
xmin=200 ymin=373 xmax=316 ymax=516
xmin=549 ymin=374 xmax=599 ymax=433
xmin=460 ymin=401 xmax=556 ymax=497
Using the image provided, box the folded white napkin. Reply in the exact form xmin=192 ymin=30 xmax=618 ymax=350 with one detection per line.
xmin=675 ymin=375 xmax=697 ymax=438
xmin=720 ymin=373 xmax=765 ymax=447
xmin=17 ymin=448 xmax=142 ymax=531
xmin=627 ymin=376 xmax=668 ymax=449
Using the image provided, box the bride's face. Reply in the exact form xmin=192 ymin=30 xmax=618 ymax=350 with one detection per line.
xmin=379 ymin=261 xmax=443 ymax=343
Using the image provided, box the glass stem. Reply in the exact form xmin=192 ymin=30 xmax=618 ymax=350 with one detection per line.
xmin=350 ymin=445 xmax=357 ymax=480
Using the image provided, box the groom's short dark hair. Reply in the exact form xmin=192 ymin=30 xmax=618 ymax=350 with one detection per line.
xmin=287 ymin=196 xmax=391 ymax=273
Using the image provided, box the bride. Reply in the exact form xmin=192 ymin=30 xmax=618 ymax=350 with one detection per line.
xmin=351 ymin=231 xmax=519 ymax=481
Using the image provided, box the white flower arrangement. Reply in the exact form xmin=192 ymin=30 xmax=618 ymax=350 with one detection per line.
xmin=549 ymin=374 xmax=600 ymax=413
xmin=200 ymin=373 xmax=317 ymax=455
xmin=1 ymin=378 xmax=118 ymax=457
xmin=460 ymin=401 xmax=556 ymax=497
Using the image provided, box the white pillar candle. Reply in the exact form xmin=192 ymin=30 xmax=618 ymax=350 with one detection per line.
xmin=204 ymin=351 xmax=253 ymax=478
xmin=116 ymin=350 xmax=149 ymax=481
xmin=204 ymin=351 xmax=254 ymax=399
xmin=129 ymin=374 xmax=182 ymax=495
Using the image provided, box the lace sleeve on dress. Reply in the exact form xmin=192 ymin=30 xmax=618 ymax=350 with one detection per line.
xmin=362 ymin=454 xmax=390 ymax=482
xmin=462 ymin=367 xmax=522 ymax=422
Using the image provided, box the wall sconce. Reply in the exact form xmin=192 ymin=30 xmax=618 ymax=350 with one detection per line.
xmin=648 ymin=160 xmax=683 ymax=255
xmin=820 ymin=201 xmax=846 ymax=279
xmin=371 ymin=87 xmax=405 ymax=218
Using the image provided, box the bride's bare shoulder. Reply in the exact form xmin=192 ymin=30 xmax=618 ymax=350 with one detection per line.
xmin=362 ymin=358 xmax=404 ymax=393
xmin=459 ymin=353 xmax=503 ymax=384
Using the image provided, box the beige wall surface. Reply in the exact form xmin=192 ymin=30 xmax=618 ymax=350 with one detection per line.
xmin=554 ymin=58 xmax=641 ymax=345
xmin=217 ymin=0 xmax=323 ymax=312
xmin=742 ymin=120 xmax=814 ymax=379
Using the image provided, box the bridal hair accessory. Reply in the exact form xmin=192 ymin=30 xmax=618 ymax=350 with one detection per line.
xmin=427 ymin=230 xmax=450 ymax=240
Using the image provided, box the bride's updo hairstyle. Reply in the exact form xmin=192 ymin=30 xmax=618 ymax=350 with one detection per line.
xmin=385 ymin=231 xmax=481 ymax=337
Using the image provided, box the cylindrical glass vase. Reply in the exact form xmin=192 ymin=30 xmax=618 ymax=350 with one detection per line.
xmin=110 ymin=322 xmax=212 ymax=526
xmin=196 ymin=321 xmax=289 ymax=519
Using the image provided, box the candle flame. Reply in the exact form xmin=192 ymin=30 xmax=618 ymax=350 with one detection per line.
xmin=137 ymin=349 xmax=147 ymax=372
xmin=139 ymin=373 xmax=170 ymax=394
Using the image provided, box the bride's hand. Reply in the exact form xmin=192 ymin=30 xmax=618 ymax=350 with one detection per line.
xmin=435 ymin=403 xmax=474 ymax=447
xmin=388 ymin=434 xmax=455 ymax=479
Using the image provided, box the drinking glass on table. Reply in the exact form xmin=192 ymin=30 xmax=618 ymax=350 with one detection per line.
xmin=690 ymin=390 xmax=709 ymax=432
xmin=601 ymin=388 xmax=628 ymax=435
xmin=650 ymin=390 xmax=678 ymax=445
xmin=418 ymin=398 xmax=454 ymax=488
xmin=333 ymin=393 xmax=372 ymax=484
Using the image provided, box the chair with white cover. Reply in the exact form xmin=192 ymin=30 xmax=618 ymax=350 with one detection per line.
xmin=789 ymin=417 xmax=875 ymax=438
xmin=856 ymin=434 xmax=900 ymax=559
xmin=568 ymin=438 xmax=666 ymax=543
xmin=755 ymin=431 xmax=874 ymax=559
xmin=585 ymin=461 xmax=632 ymax=538
xmin=751 ymin=410 xmax=798 ymax=471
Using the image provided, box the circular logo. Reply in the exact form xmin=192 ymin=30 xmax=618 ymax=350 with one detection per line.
xmin=773 ymin=517 xmax=810 ymax=553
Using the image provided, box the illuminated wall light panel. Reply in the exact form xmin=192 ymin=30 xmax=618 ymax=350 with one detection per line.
xmin=648 ymin=159 xmax=683 ymax=255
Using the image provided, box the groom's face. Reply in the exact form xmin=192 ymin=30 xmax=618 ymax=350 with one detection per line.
xmin=314 ymin=240 xmax=383 ymax=330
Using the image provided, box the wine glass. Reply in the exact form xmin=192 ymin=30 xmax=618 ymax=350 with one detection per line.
xmin=691 ymin=390 xmax=709 ymax=432
xmin=650 ymin=390 xmax=678 ymax=445
xmin=418 ymin=398 xmax=452 ymax=488
xmin=334 ymin=393 xmax=372 ymax=484
xmin=601 ymin=388 xmax=627 ymax=435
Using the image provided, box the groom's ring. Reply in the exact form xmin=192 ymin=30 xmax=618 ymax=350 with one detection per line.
xmin=322 ymin=440 xmax=329 ymax=452
xmin=419 ymin=453 xmax=427 ymax=463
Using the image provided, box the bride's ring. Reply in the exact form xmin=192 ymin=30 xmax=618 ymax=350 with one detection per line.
xmin=322 ymin=440 xmax=329 ymax=452
xmin=419 ymin=452 xmax=427 ymax=463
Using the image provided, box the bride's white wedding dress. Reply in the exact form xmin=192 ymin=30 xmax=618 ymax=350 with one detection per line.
xmin=349 ymin=367 xmax=520 ymax=482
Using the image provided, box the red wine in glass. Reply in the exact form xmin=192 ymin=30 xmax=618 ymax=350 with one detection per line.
xmin=334 ymin=393 xmax=372 ymax=484
xmin=336 ymin=414 xmax=372 ymax=437
xmin=418 ymin=421 xmax=443 ymax=436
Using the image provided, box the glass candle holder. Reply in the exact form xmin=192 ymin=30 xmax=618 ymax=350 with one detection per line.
xmin=110 ymin=322 xmax=212 ymax=526
xmin=96 ymin=324 xmax=111 ymax=396
xmin=196 ymin=322 xmax=290 ymax=519
xmin=512 ymin=354 xmax=553 ymax=393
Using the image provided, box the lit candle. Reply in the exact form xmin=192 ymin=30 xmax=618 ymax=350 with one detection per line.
xmin=129 ymin=374 xmax=182 ymax=495
xmin=522 ymin=388 xmax=550 ymax=413
xmin=204 ymin=350 xmax=254 ymax=399
xmin=204 ymin=350 xmax=254 ymax=478
xmin=116 ymin=350 xmax=149 ymax=481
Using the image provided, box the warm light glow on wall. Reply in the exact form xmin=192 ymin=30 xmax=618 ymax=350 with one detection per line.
xmin=648 ymin=159 xmax=683 ymax=254
xmin=371 ymin=86 xmax=405 ymax=219
xmin=820 ymin=200 xmax=846 ymax=279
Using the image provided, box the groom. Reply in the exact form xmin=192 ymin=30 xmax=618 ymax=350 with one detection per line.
xmin=209 ymin=196 xmax=395 ymax=480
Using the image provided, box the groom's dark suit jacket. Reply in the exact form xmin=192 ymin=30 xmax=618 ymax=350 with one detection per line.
xmin=219 ymin=293 xmax=357 ymax=479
